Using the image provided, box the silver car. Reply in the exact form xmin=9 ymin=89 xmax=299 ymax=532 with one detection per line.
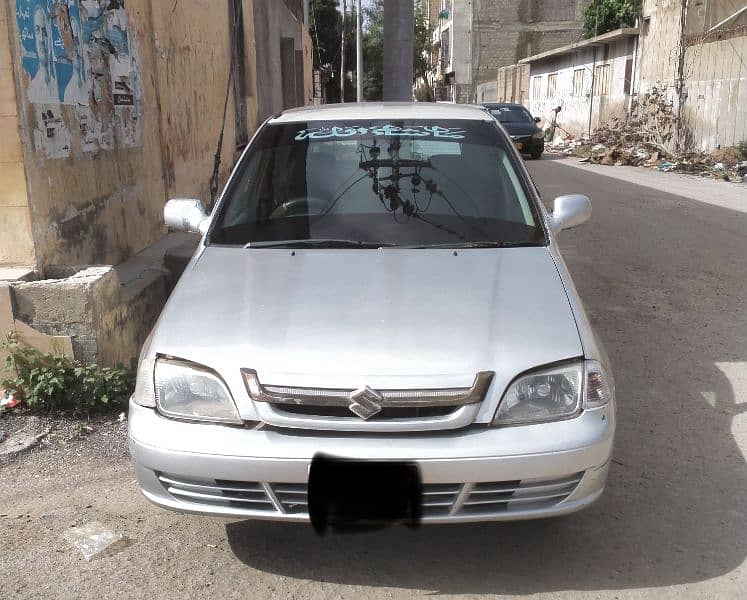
xmin=129 ymin=102 xmax=615 ymax=525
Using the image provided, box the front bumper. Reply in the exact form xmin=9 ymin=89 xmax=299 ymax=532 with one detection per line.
xmin=128 ymin=400 xmax=614 ymax=523
xmin=511 ymin=136 xmax=544 ymax=154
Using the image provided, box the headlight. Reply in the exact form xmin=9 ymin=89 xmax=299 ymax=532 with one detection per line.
xmin=493 ymin=360 xmax=611 ymax=425
xmin=153 ymin=358 xmax=242 ymax=424
xmin=533 ymin=131 xmax=545 ymax=140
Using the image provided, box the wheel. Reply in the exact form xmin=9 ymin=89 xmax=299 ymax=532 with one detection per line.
xmin=530 ymin=148 xmax=543 ymax=160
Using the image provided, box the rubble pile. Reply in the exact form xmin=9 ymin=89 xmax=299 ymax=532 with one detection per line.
xmin=546 ymin=88 xmax=747 ymax=183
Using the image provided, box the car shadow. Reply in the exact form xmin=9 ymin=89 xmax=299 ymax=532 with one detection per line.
xmin=225 ymin=164 xmax=747 ymax=595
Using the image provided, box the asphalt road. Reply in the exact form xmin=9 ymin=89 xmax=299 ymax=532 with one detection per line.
xmin=3 ymin=158 xmax=746 ymax=599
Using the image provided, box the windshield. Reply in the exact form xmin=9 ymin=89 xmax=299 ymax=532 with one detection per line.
xmin=210 ymin=119 xmax=544 ymax=248
xmin=489 ymin=106 xmax=535 ymax=124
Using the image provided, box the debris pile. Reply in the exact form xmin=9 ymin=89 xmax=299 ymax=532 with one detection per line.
xmin=546 ymin=88 xmax=747 ymax=182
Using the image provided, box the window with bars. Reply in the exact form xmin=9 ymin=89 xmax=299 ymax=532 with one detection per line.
xmin=547 ymin=74 xmax=557 ymax=99
xmin=594 ymin=64 xmax=611 ymax=96
xmin=532 ymin=76 xmax=543 ymax=101
xmin=572 ymin=69 xmax=585 ymax=96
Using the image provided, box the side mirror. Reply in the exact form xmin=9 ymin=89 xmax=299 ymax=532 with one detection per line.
xmin=550 ymin=194 xmax=591 ymax=233
xmin=164 ymin=199 xmax=210 ymax=234
xmin=534 ymin=116 xmax=541 ymax=123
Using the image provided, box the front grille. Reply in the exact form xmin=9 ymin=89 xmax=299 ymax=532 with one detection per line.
xmin=157 ymin=474 xmax=275 ymax=511
xmin=158 ymin=472 xmax=583 ymax=517
xmin=271 ymin=483 xmax=308 ymax=514
xmin=277 ymin=404 xmax=457 ymax=420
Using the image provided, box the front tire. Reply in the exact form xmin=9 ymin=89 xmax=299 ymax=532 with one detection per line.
xmin=530 ymin=148 xmax=543 ymax=160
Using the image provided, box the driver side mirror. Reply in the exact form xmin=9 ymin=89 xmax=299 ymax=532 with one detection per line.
xmin=164 ymin=198 xmax=210 ymax=234
xmin=534 ymin=116 xmax=541 ymax=123
xmin=550 ymin=195 xmax=591 ymax=233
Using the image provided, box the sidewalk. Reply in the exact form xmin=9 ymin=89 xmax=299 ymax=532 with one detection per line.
xmin=550 ymin=157 xmax=747 ymax=214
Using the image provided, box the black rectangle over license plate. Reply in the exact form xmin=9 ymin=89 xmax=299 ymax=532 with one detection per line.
xmin=308 ymin=454 xmax=422 ymax=534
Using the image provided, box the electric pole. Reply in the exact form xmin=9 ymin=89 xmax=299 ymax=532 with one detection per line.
xmin=341 ymin=0 xmax=347 ymax=103
xmin=356 ymin=0 xmax=363 ymax=102
xmin=383 ymin=0 xmax=414 ymax=101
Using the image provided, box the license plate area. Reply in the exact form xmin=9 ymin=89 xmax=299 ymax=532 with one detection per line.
xmin=514 ymin=141 xmax=524 ymax=150
xmin=308 ymin=454 xmax=422 ymax=534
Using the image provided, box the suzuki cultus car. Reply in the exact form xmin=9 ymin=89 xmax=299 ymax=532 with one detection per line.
xmin=129 ymin=103 xmax=614 ymax=526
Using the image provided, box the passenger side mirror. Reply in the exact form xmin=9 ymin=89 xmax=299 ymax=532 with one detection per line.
xmin=164 ymin=199 xmax=210 ymax=234
xmin=534 ymin=116 xmax=541 ymax=123
xmin=550 ymin=195 xmax=591 ymax=233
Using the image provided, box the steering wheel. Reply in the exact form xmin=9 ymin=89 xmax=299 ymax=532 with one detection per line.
xmin=270 ymin=196 xmax=329 ymax=219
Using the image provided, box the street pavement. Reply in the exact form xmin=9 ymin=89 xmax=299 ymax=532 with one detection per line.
xmin=2 ymin=157 xmax=746 ymax=599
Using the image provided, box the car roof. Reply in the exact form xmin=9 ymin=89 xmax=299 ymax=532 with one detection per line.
xmin=482 ymin=102 xmax=527 ymax=109
xmin=271 ymin=102 xmax=494 ymax=124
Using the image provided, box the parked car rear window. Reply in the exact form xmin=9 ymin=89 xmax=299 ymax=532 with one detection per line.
xmin=209 ymin=119 xmax=545 ymax=247
xmin=489 ymin=106 xmax=535 ymax=124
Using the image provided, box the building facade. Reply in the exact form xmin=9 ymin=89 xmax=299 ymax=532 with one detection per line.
xmin=0 ymin=0 xmax=312 ymax=366
xmin=523 ymin=28 xmax=638 ymax=136
xmin=424 ymin=0 xmax=591 ymax=103
xmin=501 ymin=0 xmax=747 ymax=152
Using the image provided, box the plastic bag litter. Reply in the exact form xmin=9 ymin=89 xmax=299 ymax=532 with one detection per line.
xmin=0 ymin=390 xmax=20 ymax=409
xmin=65 ymin=522 xmax=130 ymax=561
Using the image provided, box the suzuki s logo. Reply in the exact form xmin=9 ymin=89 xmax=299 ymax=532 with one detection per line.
xmin=348 ymin=386 xmax=383 ymax=420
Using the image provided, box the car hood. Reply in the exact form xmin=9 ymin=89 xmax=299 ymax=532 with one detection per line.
xmin=149 ymin=246 xmax=582 ymax=419
xmin=500 ymin=122 xmax=540 ymax=137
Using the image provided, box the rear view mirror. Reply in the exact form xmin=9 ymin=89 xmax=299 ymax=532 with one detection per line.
xmin=164 ymin=199 xmax=210 ymax=234
xmin=551 ymin=195 xmax=591 ymax=233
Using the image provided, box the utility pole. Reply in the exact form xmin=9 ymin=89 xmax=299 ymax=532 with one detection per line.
xmin=356 ymin=0 xmax=363 ymax=102
xmin=383 ymin=0 xmax=414 ymax=101
xmin=341 ymin=0 xmax=347 ymax=103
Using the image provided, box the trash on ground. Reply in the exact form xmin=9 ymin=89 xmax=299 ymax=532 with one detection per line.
xmin=1 ymin=389 xmax=21 ymax=410
xmin=543 ymin=86 xmax=745 ymax=182
xmin=64 ymin=521 xmax=130 ymax=561
xmin=117 ymin=412 xmax=126 ymax=423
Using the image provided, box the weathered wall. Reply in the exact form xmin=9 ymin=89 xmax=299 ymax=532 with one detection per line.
xmin=2 ymin=0 xmax=269 ymax=273
xmin=0 ymin=0 xmax=35 ymax=266
xmin=6 ymin=0 xmax=167 ymax=273
xmin=527 ymin=37 xmax=634 ymax=137
xmin=495 ymin=63 xmax=530 ymax=103
xmin=683 ymin=32 xmax=747 ymax=150
xmin=253 ymin=0 xmax=309 ymax=121
xmin=148 ymin=0 xmax=258 ymax=203
xmin=637 ymin=0 xmax=747 ymax=151
xmin=469 ymin=0 xmax=590 ymax=92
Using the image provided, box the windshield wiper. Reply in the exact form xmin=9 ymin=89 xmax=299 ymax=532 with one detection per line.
xmin=243 ymin=239 xmax=394 ymax=249
xmin=397 ymin=241 xmax=544 ymax=249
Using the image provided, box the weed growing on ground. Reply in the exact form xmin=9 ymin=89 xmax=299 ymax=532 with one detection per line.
xmin=1 ymin=334 xmax=135 ymax=415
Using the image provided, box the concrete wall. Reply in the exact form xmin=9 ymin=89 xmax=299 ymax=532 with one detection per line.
xmin=0 ymin=0 xmax=35 ymax=266
xmin=527 ymin=37 xmax=635 ymax=137
xmin=683 ymin=32 xmax=747 ymax=150
xmin=468 ymin=0 xmax=589 ymax=97
xmin=495 ymin=63 xmax=530 ymax=103
xmin=0 ymin=0 xmax=312 ymax=367
xmin=1 ymin=0 xmax=300 ymax=273
xmin=637 ymin=0 xmax=747 ymax=151
xmin=253 ymin=0 xmax=310 ymax=121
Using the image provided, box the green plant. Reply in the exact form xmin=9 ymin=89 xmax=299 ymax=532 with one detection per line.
xmin=583 ymin=0 xmax=641 ymax=39
xmin=738 ymin=140 xmax=747 ymax=159
xmin=2 ymin=334 xmax=135 ymax=415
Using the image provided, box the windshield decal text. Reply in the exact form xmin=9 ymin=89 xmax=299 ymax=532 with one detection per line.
xmin=294 ymin=125 xmax=467 ymax=141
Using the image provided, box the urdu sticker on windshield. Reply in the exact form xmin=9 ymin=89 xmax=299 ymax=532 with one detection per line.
xmin=294 ymin=125 xmax=467 ymax=141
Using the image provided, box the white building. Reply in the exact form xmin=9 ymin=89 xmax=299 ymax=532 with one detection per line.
xmin=521 ymin=28 xmax=639 ymax=137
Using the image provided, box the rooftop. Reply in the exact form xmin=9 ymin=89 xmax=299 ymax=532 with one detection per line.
xmin=519 ymin=28 xmax=639 ymax=64
xmin=272 ymin=102 xmax=493 ymax=123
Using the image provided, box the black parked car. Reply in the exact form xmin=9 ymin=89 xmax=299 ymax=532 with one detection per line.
xmin=483 ymin=103 xmax=545 ymax=160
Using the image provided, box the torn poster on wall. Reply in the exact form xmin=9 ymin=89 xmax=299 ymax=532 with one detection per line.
xmin=15 ymin=0 xmax=143 ymax=158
